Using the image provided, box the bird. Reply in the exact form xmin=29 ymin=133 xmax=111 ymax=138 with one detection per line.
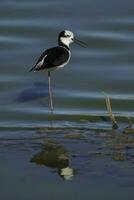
xmin=29 ymin=30 xmax=86 ymax=112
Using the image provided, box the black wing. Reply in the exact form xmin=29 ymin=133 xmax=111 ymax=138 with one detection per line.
xmin=29 ymin=50 xmax=49 ymax=72
xmin=29 ymin=46 xmax=70 ymax=72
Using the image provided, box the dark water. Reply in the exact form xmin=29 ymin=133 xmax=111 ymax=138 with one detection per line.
xmin=0 ymin=0 xmax=134 ymax=199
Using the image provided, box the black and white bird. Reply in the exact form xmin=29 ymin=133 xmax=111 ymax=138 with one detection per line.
xmin=29 ymin=30 xmax=86 ymax=112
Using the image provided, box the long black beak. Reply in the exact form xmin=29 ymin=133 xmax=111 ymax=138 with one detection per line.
xmin=74 ymin=38 xmax=87 ymax=48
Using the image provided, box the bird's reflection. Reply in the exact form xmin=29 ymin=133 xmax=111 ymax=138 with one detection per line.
xmin=16 ymin=82 xmax=48 ymax=102
xmin=30 ymin=140 xmax=74 ymax=180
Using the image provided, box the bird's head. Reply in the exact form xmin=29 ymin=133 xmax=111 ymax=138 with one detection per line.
xmin=58 ymin=30 xmax=74 ymax=47
xmin=58 ymin=30 xmax=87 ymax=48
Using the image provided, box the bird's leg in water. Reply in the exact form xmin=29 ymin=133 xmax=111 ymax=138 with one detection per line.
xmin=48 ymin=71 xmax=54 ymax=112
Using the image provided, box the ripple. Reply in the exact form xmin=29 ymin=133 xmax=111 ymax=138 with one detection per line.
xmin=82 ymin=30 xmax=134 ymax=43
xmin=0 ymin=19 xmax=52 ymax=27
xmin=0 ymin=35 xmax=34 ymax=43
xmin=110 ymin=17 xmax=134 ymax=25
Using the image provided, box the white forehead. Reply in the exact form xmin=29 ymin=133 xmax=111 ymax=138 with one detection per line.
xmin=64 ymin=30 xmax=74 ymax=37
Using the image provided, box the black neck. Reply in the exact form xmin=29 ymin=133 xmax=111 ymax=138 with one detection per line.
xmin=58 ymin=40 xmax=70 ymax=50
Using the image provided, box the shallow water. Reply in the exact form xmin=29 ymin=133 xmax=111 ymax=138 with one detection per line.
xmin=0 ymin=0 xmax=134 ymax=199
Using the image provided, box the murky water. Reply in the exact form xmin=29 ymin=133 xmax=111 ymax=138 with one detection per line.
xmin=0 ymin=0 xmax=134 ymax=199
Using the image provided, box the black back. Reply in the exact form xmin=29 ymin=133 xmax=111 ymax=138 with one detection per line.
xmin=34 ymin=46 xmax=70 ymax=71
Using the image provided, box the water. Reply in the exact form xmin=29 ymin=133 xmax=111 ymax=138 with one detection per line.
xmin=0 ymin=0 xmax=134 ymax=199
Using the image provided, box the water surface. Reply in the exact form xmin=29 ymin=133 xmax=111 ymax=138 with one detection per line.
xmin=0 ymin=0 xmax=134 ymax=199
